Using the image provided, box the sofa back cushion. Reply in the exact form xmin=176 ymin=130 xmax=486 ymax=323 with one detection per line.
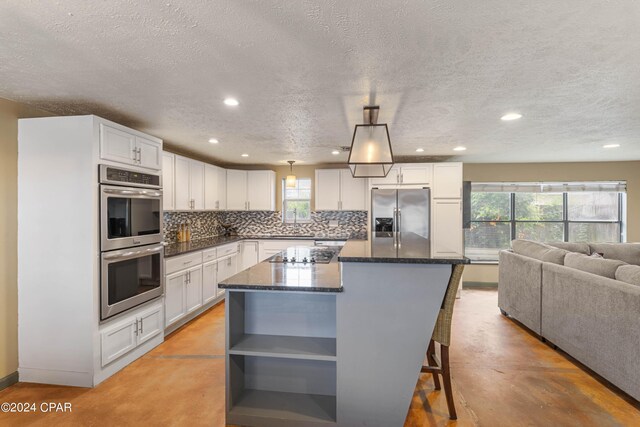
xmin=541 ymin=248 xmax=570 ymax=265
xmin=588 ymin=243 xmax=640 ymax=266
xmin=615 ymin=265 xmax=640 ymax=287
xmin=546 ymin=241 xmax=591 ymax=255
xmin=564 ymin=252 xmax=627 ymax=279
xmin=511 ymin=240 xmax=551 ymax=261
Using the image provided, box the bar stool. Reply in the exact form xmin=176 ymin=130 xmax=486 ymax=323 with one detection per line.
xmin=421 ymin=264 xmax=465 ymax=420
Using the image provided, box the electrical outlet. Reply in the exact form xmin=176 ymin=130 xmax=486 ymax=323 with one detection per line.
xmin=329 ymin=220 xmax=339 ymax=227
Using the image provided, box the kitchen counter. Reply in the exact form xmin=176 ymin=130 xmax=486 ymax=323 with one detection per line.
xmin=338 ymin=232 xmax=469 ymax=264
xmin=163 ymin=232 xmax=367 ymax=258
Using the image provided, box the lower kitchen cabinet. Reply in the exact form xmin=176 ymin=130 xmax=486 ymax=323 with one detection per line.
xmin=100 ymin=303 xmax=163 ymax=367
xmin=165 ymin=270 xmax=188 ymax=327
xmin=240 ymin=241 xmax=259 ymax=270
xmin=217 ymin=254 xmax=238 ymax=296
xmin=202 ymin=260 xmax=218 ymax=305
xmin=185 ymin=266 xmax=203 ymax=314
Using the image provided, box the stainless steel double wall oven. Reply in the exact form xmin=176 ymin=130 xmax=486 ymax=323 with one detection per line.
xmin=99 ymin=165 xmax=164 ymax=320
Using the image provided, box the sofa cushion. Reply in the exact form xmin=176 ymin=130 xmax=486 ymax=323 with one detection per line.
xmin=546 ymin=241 xmax=591 ymax=255
xmin=541 ymin=248 xmax=570 ymax=265
xmin=511 ymin=240 xmax=554 ymax=261
xmin=615 ymin=265 xmax=640 ymax=287
xmin=588 ymin=243 xmax=640 ymax=266
xmin=564 ymin=252 xmax=627 ymax=279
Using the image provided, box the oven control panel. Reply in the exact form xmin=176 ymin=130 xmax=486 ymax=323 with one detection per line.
xmin=100 ymin=165 xmax=161 ymax=188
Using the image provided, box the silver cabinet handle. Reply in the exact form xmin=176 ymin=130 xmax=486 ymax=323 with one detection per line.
xmin=136 ymin=147 xmax=141 ymax=163
xmin=134 ymin=319 xmax=139 ymax=336
xmin=248 ymin=201 xmax=250 ymax=210
xmin=132 ymin=148 xmax=138 ymax=162
xmin=183 ymin=260 xmax=193 ymax=265
xmin=139 ymin=318 xmax=143 ymax=335
xmin=215 ymin=200 xmax=219 ymax=210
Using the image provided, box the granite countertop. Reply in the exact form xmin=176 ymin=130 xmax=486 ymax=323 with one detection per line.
xmin=163 ymin=232 xmax=367 ymax=258
xmin=338 ymin=232 xmax=470 ymax=264
xmin=218 ymin=246 xmax=343 ymax=292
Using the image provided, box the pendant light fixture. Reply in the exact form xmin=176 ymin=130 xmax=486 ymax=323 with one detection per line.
xmin=348 ymin=105 xmax=394 ymax=178
xmin=285 ymin=160 xmax=297 ymax=188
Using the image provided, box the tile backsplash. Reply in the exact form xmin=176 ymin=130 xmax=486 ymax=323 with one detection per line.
xmin=163 ymin=210 xmax=367 ymax=243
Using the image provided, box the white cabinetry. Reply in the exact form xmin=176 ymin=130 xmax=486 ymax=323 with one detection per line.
xmin=100 ymin=303 xmax=163 ymax=367
xmin=174 ymin=155 xmax=205 ymax=210
xmin=185 ymin=266 xmax=203 ymax=314
xmin=258 ymin=240 xmax=314 ymax=262
xmin=162 ymin=152 xmax=175 ymax=211
xmin=315 ymin=169 xmax=366 ymax=211
xmin=226 ymin=170 xmax=276 ymax=211
xmin=433 ymin=163 xmax=463 ymax=198
xmin=431 ymin=199 xmax=463 ymax=256
xmin=369 ymin=164 xmax=432 ymax=186
xmin=202 ymin=260 xmax=218 ymax=305
xmin=205 ymin=164 xmax=226 ymax=210
xmin=240 ymin=241 xmax=259 ymax=270
xmin=100 ymin=123 xmax=161 ymax=170
xmin=165 ymin=270 xmax=188 ymax=327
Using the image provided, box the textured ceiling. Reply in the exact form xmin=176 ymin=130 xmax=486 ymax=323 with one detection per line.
xmin=1 ymin=1 xmax=640 ymax=165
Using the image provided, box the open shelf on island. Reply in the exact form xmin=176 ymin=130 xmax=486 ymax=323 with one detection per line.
xmin=229 ymin=334 xmax=337 ymax=361
xmin=228 ymin=389 xmax=336 ymax=426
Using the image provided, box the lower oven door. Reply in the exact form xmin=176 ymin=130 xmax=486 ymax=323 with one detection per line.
xmin=101 ymin=243 xmax=165 ymax=321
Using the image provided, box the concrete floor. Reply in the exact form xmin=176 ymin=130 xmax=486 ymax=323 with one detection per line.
xmin=1 ymin=289 xmax=638 ymax=426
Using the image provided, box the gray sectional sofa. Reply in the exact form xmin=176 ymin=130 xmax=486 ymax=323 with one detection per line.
xmin=498 ymin=240 xmax=640 ymax=402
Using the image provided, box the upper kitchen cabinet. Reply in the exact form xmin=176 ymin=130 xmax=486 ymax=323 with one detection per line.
xmin=99 ymin=123 xmax=161 ymax=170
xmin=204 ymin=164 xmax=226 ymax=210
xmin=315 ymin=169 xmax=366 ymax=211
xmin=432 ymin=163 xmax=463 ymax=198
xmin=226 ymin=170 xmax=276 ymax=211
xmin=174 ymin=155 xmax=205 ymax=210
xmin=369 ymin=164 xmax=432 ymax=186
xmin=162 ymin=152 xmax=175 ymax=211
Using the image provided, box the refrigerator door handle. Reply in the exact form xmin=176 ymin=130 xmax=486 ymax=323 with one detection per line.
xmin=397 ymin=208 xmax=402 ymax=233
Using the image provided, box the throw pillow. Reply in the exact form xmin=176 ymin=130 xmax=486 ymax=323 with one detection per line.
xmin=615 ymin=265 xmax=640 ymax=287
xmin=564 ymin=252 xmax=627 ymax=279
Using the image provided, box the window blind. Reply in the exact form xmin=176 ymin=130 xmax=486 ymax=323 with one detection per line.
xmin=471 ymin=181 xmax=626 ymax=193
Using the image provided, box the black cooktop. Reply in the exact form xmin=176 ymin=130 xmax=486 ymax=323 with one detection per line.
xmin=269 ymin=247 xmax=337 ymax=264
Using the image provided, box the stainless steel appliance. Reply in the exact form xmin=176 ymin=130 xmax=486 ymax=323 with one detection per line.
xmin=99 ymin=164 xmax=164 ymax=320
xmin=101 ymin=243 xmax=164 ymax=320
xmin=100 ymin=165 xmax=163 ymax=251
xmin=371 ymin=188 xmax=430 ymax=238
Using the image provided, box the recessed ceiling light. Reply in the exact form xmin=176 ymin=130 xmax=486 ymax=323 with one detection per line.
xmin=603 ymin=144 xmax=620 ymax=148
xmin=224 ymin=98 xmax=239 ymax=107
xmin=501 ymin=113 xmax=522 ymax=121
xmin=453 ymin=146 xmax=467 ymax=151
xmin=415 ymin=148 xmax=424 ymax=152
xmin=241 ymin=153 xmax=249 ymax=157
xmin=331 ymin=150 xmax=340 ymax=155
xmin=208 ymin=138 xmax=219 ymax=144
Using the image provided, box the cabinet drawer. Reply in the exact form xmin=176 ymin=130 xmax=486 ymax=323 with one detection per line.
xmin=165 ymin=252 xmax=203 ymax=275
xmin=217 ymin=243 xmax=239 ymax=258
xmin=203 ymin=248 xmax=218 ymax=262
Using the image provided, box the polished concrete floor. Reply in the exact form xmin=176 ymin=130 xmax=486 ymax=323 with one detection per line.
xmin=1 ymin=289 xmax=638 ymax=426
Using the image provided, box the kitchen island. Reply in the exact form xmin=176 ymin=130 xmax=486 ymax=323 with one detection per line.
xmin=219 ymin=233 xmax=468 ymax=427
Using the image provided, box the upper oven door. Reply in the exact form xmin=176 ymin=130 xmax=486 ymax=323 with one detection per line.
xmin=101 ymin=185 xmax=163 ymax=251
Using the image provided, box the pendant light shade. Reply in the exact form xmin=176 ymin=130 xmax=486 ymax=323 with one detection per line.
xmin=348 ymin=106 xmax=394 ymax=178
xmin=286 ymin=160 xmax=297 ymax=188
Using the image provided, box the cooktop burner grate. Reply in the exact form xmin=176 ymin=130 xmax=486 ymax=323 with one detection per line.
xmin=269 ymin=247 xmax=337 ymax=264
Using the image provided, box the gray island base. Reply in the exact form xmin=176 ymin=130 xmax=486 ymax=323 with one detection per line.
xmin=220 ymin=234 xmax=468 ymax=427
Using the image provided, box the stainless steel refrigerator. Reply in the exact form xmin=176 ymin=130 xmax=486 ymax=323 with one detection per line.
xmin=371 ymin=188 xmax=430 ymax=238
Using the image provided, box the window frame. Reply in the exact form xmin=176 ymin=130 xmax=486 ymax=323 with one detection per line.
xmin=467 ymin=191 xmax=624 ymax=262
xmin=282 ymin=178 xmax=312 ymax=224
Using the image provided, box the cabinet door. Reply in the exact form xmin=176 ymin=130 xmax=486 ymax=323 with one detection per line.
xmin=165 ymin=271 xmax=187 ymax=327
xmin=217 ymin=254 xmax=238 ymax=284
xmin=247 ymin=170 xmax=275 ymax=211
xmin=340 ymin=169 xmax=366 ymax=210
xmin=433 ymin=163 xmax=463 ymax=198
xmin=226 ymin=169 xmax=248 ymax=210
xmin=190 ymin=160 xmax=205 ymax=210
xmin=137 ymin=305 xmax=163 ymax=345
xmin=162 ymin=152 xmax=175 ymax=211
xmin=217 ymin=167 xmax=227 ymax=210
xmin=185 ymin=266 xmax=203 ymax=314
xmin=399 ymin=164 xmax=433 ymax=185
xmin=315 ymin=169 xmax=341 ymax=210
xmin=432 ymin=199 xmax=463 ymax=256
xmin=202 ymin=261 xmax=218 ymax=305
xmin=100 ymin=124 xmax=136 ymax=166
xmin=369 ymin=166 xmax=399 ymax=185
xmin=174 ymin=155 xmax=192 ymax=210
xmin=136 ymin=136 xmax=162 ymax=170
xmin=101 ymin=317 xmax=137 ymax=367
xmin=204 ymin=164 xmax=220 ymax=210
xmin=240 ymin=241 xmax=259 ymax=270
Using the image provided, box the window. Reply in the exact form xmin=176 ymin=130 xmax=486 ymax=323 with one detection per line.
xmin=464 ymin=182 xmax=626 ymax=262
xmin=283 ymin=178 xmax=311 ymax=223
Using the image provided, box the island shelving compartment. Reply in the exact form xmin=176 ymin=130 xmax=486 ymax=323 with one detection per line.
xmin=225 ymin=290 xmax=338 ymax=427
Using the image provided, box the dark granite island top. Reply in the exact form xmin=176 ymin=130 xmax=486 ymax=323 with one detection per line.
xmin=338 ymin=232 xmax=470 ymax=264
xmin=218 ymin=246 xmax=343 ymax=292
